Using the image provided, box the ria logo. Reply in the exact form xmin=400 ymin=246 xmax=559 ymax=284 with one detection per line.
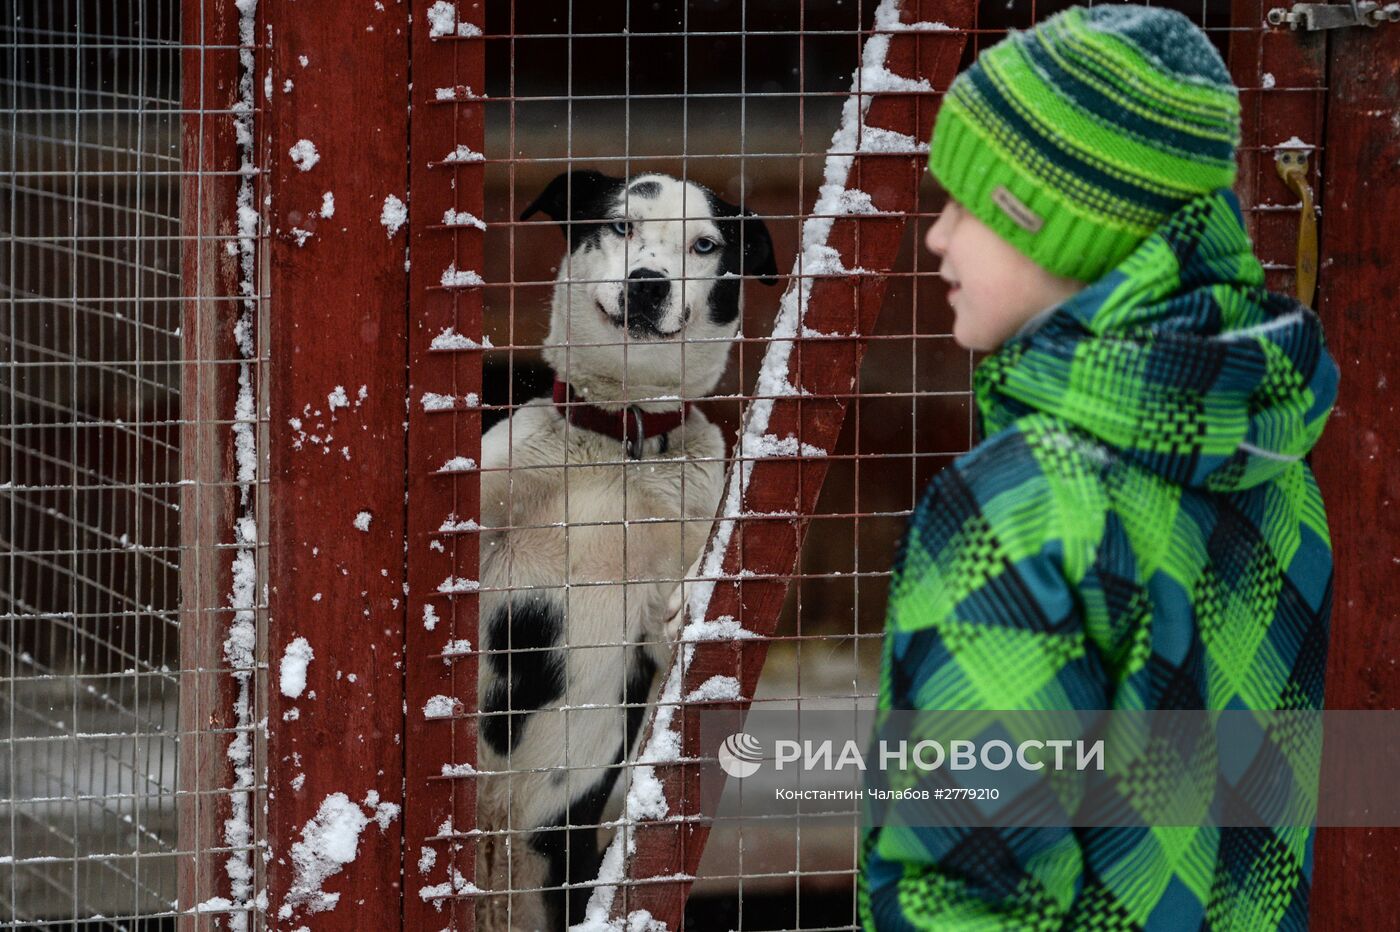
xmin=717 ymin=732 xmax=763 ymax=779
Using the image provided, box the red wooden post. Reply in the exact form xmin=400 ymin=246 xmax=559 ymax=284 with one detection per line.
xmin=178 ymin=2 xmax=254 ymax=926
xmin=262 ymin=2 xmax=411 ymax=928
xmin=1309 ymin=20 xmax=1400 ymax=929
xmin=403 ymin=3 xmax=487 ymax=930
xmin=599 ymin=3 xmax=974 ymax=925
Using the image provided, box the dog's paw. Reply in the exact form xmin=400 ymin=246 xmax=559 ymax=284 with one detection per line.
xmin=657 ymin=550 xmax=706 ymax=640
xmin=642 ymin=588 xmax=683 ymax=641
xmin=665 ymin=582 xmax=686 ymax=630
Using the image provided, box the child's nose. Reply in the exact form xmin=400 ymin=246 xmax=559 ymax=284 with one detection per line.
xmin=925 ymin=208 xmax=953 ymax=257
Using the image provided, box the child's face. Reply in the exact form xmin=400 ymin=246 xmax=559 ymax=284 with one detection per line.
xmin=924 ymin=198 xmax=1085 ymax=352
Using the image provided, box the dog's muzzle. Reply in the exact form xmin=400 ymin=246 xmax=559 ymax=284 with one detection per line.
xmin=624 ymin=268 xmax=671 ymax=335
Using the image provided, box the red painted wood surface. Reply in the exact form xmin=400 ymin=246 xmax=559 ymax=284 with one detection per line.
xmin=402 ymin=4 xmax=486 ymax=930
xmin=177 ymin=2 xmax=250 ymax=926
xmin=263 ymin=2 xmax=411 ymax=928
xmin=1309 ymin=21 xmax=1400 ymax=929
xmin=604 ymin=3 xmax=974 ymax=925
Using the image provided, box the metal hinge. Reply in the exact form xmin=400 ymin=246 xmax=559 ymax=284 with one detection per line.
xmin=1267 ymin=0 xmax=1400 ymax=29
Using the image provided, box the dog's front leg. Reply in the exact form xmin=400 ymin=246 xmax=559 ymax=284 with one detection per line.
xmin=641 ymin=550 xmax=705 ymax=670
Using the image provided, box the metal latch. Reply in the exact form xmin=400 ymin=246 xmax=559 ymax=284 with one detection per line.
xmin=1267 ymin=0 xmax=1399 ymax=29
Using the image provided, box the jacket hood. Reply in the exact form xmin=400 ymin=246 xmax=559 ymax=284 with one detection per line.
xmin=974 ymin=190 xmax=1338 ymax=492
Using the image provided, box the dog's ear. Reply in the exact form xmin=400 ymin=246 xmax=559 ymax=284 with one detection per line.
xmin=520 ymin=170 xmax=624 ymax=244
xmin=708 ymin=193 xmax=779 ymax=286
xmin=735 ymin=208 xmax=778 ymax=285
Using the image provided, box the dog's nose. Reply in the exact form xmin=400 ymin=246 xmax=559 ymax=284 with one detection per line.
xmin=625 ymin=268 xmax=670 ymax=324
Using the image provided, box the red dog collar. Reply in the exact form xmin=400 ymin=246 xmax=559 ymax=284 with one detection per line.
xmin=552 ymin=380 xmax=690 ymax=459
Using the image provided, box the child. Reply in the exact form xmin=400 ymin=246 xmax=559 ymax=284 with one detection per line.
xmin=860 ymin=5 xmax=1338 ymax=930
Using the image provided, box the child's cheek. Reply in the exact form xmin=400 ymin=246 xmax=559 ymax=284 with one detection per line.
xmin=952 ymin=297 xmax=992 ymax=352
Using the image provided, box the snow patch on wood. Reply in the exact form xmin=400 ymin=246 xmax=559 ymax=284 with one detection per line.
xmin=279 ymin=637 xmax=314 ymax=699
xmin=426 ymin=1 xmax=482 ymax=38
xmin=431 ymin=328 xmax=492 ymax=350
xmin=418 ymin=868 xmax=482 ymax=911
xmin=420 ymin=391 xmax=480 ymax=411
xmin=380 ymin=194 xmax=407 ymax=238
xmin=441 ymin=144 xmax=484 ymax=163
xmin=440 ymin=263 xmax=485 ymax=288
xmin=436 ymin=576 xmax=480 ymax=594
xmin=423 ymin=695 xmax=461 ymax=719
xmin=288 ymin=139 xmax=320 ymax=172
xmin=435 ymin=456 xmax=478 ymax=473
xmin=685 ymin=675 xmax=743 ymax=703
xmin=442 ymin=207 xmax=487 ymax=228
xmin=441 ymin=638 xmax=473 ymax=661
xmin=279 ymin=792 xmax=400 ymax=919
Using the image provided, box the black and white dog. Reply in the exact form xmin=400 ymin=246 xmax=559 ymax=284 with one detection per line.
xmin=475 ymin=171 xmax=776 ymax=930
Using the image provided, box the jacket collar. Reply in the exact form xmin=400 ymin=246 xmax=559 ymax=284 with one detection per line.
xmin=973 ymin=190 xmax=1338 ymax=492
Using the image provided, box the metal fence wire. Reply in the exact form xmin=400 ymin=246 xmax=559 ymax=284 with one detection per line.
xmin=476 ymin=3 xmax=962 ymax=926
xmin=3 ymin=0 xmax=267 ymax=927
xmin=3 ymin=0 xmax=184 ymax=923
xmin=0 ymin=0 xmax=1311 ymax=930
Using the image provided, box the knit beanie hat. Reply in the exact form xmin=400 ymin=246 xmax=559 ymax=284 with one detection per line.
xmin=927 ymin=4 xmax=1241 ymax=282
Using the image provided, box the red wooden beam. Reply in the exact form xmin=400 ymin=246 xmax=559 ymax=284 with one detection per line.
xmin=1309 ymin=19 xmax=1400 ymax=930
xmin=263 ymin=1 xmax=411 ymax=928
xmin=598 ymin=2 xmax=974 ymax=926
xmin=177 ymin=2 xmax=253 ymax=927
xmin=403 ymin=3 xmax=487 ymax=930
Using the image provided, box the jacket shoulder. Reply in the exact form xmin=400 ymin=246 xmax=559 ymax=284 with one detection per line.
xmin=940 ymin=414 xmax=1114 ymax=585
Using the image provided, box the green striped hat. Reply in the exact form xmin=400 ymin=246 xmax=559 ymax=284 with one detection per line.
xmin=928 ymin=4 xmax=1241 ymax=282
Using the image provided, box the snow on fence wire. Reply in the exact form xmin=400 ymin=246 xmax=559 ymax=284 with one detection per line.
xmin=0 ymin=1 xmax=1306 ymax=930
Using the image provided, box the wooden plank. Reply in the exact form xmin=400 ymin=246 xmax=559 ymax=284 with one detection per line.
xmin=1308 ymin=19 xmax=1400 ymax=930
xmin=402 ymin=3 xmax=487 ymax=930
xmin=177 ymin=1 xmax=252 ymax=927
xmin=262 ymin=1 xmax=411 ymax=928
xmin=601 ymin=2 xmax=974 ymax=925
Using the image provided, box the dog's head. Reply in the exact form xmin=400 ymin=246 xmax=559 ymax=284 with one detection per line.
xmin=523 ymin=170 xmax=778 ymax=403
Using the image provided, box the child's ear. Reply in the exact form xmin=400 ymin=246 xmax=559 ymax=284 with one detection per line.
xmin=520 ymin=170 xmax=624 ymax=243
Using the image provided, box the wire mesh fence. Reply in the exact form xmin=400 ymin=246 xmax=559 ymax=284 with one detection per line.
xmin=3 ymin=0 xmax=266 ymax=927
xmin=459 ymin=2 xmax=967 ymax=926
xmin=0 ymin=0 xmax=1344 ymax=929
xmin=2 ymin=0 xmax=186 ymax=923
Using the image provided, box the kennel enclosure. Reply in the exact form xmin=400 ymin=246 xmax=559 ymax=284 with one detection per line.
xmin=3 ymin=0 xmax=1399 ymax=929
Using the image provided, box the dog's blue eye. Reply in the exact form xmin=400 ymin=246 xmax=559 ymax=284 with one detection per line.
xmin=611 ymin=220 xmax=631 ymax=237
xmin=693 ymin=237 xmax=717 ymax=254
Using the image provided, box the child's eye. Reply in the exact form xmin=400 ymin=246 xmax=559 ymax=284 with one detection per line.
xmin=611 ymin=220 xmax=631 ymax=236
xmin=693 ymin=237 xmax=717 ymax=254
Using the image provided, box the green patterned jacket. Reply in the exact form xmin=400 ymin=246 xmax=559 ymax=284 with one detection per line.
xmin=860 ymin=190 xmax=1338 ymax=930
